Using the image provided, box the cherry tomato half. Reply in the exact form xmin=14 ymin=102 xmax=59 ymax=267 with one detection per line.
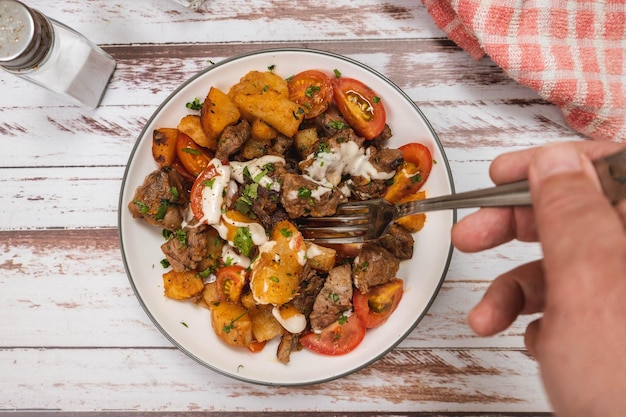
xmin=299 ymin=314 xmax=366 ymax=356
xmin=176 ymin=131 xmax=213 ymax=178
xmin=288 ymin=70 xmax=333 ymax=119
xmin=384 ymin=142 xmax=433 ymax=203
xmin=189 ymin=163 xmax=222 ymax=222
xmin=332 ymin=77 xmax=386 ymax=140
xmin=353 ymin=279 xmax=404 ymax=329
xmin=216 ymin=265 xmax=248 ymax=303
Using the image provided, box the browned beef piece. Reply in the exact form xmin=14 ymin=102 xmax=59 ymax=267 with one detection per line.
xmin=309 ymin=264 xmax=353 ymax=332
xmin=369 ymin=124 xmax=393 ymax=147
xmin=378 ymin=223 xmax=415 ymax=260
xmin=268 ymin=134 xmax=293 ymax=157
xmin=369 ymin=146 xmax=403 ymax=173
xmin=291 ymin=265 xmax=325 ymax=318
xmin=276 ymin=332 xmax=301 ymax=364
xmin=327 ymin=128 xmax=365 ymax=149
xmin=280 ymin=173 xmax=346 ymax=218
xmin=160 ymin=224 xmax=216 ymax=272
xmin=348 ymin=178 xmax=388 ymax=200
xmin=314 ymin=105 xmax=348 ymax=138
xmin=128 ymin=167 xmax=188 ymax=231
xmin=215 ymin=119 xmax=250 ymax=161
xmin=353 ymin=243 xmax=400 ymax=294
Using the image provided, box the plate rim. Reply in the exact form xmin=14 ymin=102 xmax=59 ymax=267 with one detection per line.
xmin=117 ymin=47 xmax=456 ymax=386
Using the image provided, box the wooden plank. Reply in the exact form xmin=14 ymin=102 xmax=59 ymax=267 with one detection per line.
xmin=0 ymin=229 xmax=538 ymax=348
xmin=0 ymin=347 xmax=550 ymax=412
xmin=21 ymin=0 xmax=445 ymax=45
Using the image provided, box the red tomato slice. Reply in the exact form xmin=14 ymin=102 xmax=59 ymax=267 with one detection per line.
xmin=353 ymin=279 xmax=404 ymax=329
xmin=288 ymin=70 xmax=333 ymax=119
xmin=189 ymin=163 xmax=222 ymax=222
xmin=216 ymin=265 xmax=248 ymax=303
xmin=332 ymin=77 xmax=386 ymax=140
xmin=299 ymin=314 xmax=366 ymax=355
xmin=384 ymin=142 xmax=433 ymax=203
xmin=176 ymin=132 xmax=213 ymax=178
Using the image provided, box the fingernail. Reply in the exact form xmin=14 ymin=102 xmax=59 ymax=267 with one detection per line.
xmin=533 ymin=144 xmax=582 ymax=179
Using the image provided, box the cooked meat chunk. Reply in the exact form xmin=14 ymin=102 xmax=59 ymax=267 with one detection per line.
xmin=160 ymin=224 xmax=217 ymax=272
xmin=314 ymin=105 xmax=349 ymax=138
xmin=369 ymin=124 xmax=393 ymax=147
xmin=347 ymin=178 xmax=388 ymax=200
xmin=291 ymin=265 xmax=325 ymax=318
xmin=215 ymin=119 xmax=250 ymax=161
xmin=369 ymin=147 xmax=403 ymax=173
xmin=326 ymin=128 xmax=365 ymax=149
xmin=276 ymin=332 xmax=301 ymax=364
xmin=280 ymin=173 xmax=346 ymax=218
xmin=268 ymin=134 xmax=293 ymax=157
xmin=128 ymin=167 xmax=188 ymax=231
xmin=378 ymin=223 xmax=415 ymax=260
xmin=309 ymin=264 xmax=353 ymax=332
xmin=353 ymin=243 xmax=400 ymax=294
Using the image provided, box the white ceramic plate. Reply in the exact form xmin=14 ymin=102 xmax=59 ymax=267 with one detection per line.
xmin=118 ymin=48 xmax=455 ymax=386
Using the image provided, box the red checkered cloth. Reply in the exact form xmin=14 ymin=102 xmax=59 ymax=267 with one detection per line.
xmin=422 ymin=0 xmax=626 ymax=142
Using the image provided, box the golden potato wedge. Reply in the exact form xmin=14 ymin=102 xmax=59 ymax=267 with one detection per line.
xmin=249 ymin=220 xmax=305 ymax=305
xmin=202 ymin=281 xmax=220 ymax=308
xmin=211 ymin=301 xmax=253 ymax=347
xmin=152 ymin=128 xmax=178 ymax=167
xmin=293 ymin=127 xmax=319 ymax=159
xmin=228 ymin=70 xmax=289 ymax=99
xmin=249 ymin=304 xmax=285 ymax=342
xmin=200 ymin=87 xmax=241 ymax=144
xmin=251 ymin=118 xmax=278 ymax=142
xmin=305 ymin=242 xmax=336 ymax=272
xmin=177 ymin=114 xmax=216 ymax=150
xmin=162 ymin=270 xmax=204 ymax=300
xmin=232 ymin=91 xmax=305 ymax=137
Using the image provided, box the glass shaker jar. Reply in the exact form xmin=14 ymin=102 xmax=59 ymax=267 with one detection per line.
xmin=0 ymin=0 xmax=116 ymax=109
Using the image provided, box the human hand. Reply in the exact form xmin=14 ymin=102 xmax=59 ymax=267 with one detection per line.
xmin=452 ymin=142 xmax=626 ymax=416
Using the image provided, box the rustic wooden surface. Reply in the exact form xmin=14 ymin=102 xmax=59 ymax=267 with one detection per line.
xmin=0 ymin=0 xmax=587 ymax=414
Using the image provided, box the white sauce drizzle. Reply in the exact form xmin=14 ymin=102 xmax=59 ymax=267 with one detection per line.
xmin=304 ymin=141 xmax=394 ymax=186
xmin=199 ymin=159 xmax=231 ymax=225
xmin=221 ymin=244 xmax=250 ymax=268
xmin=230 ymin=155 xmax=285 ymax=191
xmin=272 ymin=306 xmax=307 ymax=334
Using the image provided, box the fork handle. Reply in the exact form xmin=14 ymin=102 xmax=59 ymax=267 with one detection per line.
xmin=396 ymin=180 xmax=532 ymax=217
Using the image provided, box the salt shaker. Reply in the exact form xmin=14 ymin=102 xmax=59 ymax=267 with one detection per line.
xmin=0 ymin=0 xmax=116 ymax=109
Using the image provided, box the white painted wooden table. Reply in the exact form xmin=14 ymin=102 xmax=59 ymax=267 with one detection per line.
xmin=1 ymin=0 xmax=587 ymax=415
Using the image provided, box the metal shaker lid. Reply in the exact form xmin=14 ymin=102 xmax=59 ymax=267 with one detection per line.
xmin=0 ymin=0 xmax=52 ymax=70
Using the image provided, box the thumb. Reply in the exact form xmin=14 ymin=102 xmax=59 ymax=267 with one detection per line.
xmin=529 ymin=144 xmax=623 ymax=290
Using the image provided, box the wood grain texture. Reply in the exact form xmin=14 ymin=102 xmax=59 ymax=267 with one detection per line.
xmin=0 ymin=0 xmax=577 ymax=413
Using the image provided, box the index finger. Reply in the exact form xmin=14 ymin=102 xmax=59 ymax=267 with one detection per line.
xmin=490 ymin=141 xmax=625 ymax=185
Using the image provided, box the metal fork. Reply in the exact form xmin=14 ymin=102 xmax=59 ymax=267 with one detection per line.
xmin=296 ymin=148 xmax=626 ymax=244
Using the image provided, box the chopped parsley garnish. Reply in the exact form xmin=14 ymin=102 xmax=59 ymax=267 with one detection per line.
xmin=203 ymin=178 xmax=216 ymax=188
xmin=373 ymin=96 xmax=381 ymax=104
xmin=155 ymin=201 xmax=169 ymax=220
xmin=333 ymin=69 xmax=342 ymax=78
xmin=297 ymin=187 xmax=312 ymax=198
xmin=269 ymin=276 xmax=280 ymax=283
xmin=280 ymin=228 xmax=293 ymax=238
xmin=160 ymin=259 xmax=170 ymax=268
xmin=185 ymin=97 xmax=203 ymax=111
xmin=327 ymin=120 xmax=349 ymax=130
xmin=133 ymin=200 xmax=149 ymax=214
xmin=181 ymin=147 xmax=201 ymax=155
xmin=305 ymin=85 xmax=321 ymax=98
xmin=233 ymin=226 xmax=254 ymax=257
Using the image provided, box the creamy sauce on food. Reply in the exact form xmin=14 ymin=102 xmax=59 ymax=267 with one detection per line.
xmin=304 ymin=141 xmax=395 ymax=186
xmin=230 ymin=155 xmax=285 ymax=191
xmin=199 ymin=159 xmax=231 ymax=225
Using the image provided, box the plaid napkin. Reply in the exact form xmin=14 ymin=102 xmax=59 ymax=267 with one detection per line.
xmin=422 ymin=0 xmax=626 ymax=142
